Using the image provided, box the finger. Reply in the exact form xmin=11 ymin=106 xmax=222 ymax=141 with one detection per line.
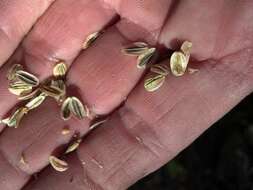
xmin=24 ymin=51 xmax=253 ymax=190
xmin=0 ymin=0 xmax=115 ymax=130
xmin=0 ymin=0 xmax=172 ymax=189
xmin=0 ymin=0 xmax=55 ymax=67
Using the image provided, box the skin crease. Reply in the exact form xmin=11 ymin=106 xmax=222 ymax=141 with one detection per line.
xmin=0 ymin=0 xmax=252 ymax=190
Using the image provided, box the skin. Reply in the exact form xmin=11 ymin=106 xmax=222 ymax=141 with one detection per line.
xmin=0 ymin=0 xmax=252 ymax=189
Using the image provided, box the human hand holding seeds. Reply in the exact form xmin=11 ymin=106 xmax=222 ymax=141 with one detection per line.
xmin=0 ymin=0 xmax=252 ymax=189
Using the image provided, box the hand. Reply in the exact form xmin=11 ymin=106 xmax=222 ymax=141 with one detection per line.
xmin=0 ymin=0 xmax=252 ymax=189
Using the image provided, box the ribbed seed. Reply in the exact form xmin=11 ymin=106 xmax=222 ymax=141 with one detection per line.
xmin=53 ymin=61 xmax=68 ymax=77
xmin=65 ymin=138 xmax=82 ymax=154
xmin=40 ymin=84 xmax=64 ymax=98
xmin=16 ymin=70 xmax=39 ymax=87
xmin=49 ymin=156 xmax=68 ymax=172
xmin=89 ymin=118 xmax=107 ymax=130
xmin=18 ymin=89 xmax=40 ymax=100
xmin=170 ymin=52 xmax=188 ymax=76
xmin=7 ymin=64 xmax=23 ymax=81
xmin=61 ymin=97 xmax=71 ymax=121
xmin=69 ymin=97 xmax=87 ymax=119
xmin=82 ymin=31 xmax=101 ymax=50
xmin=25 ymin=93 xmax=46 ymax=110
xmin=181 ymin=41 xmax=192 ymax=56
xmin=150 ymin=64 xmax=170 ymax=76
xmin=137 ymin=48 xmax=156 ymax=69
xmin=8 ymin=81 xmax=33 ymax=96
xmin=144 ymin=75 xmax=165 ymax=92
xmin=1 ymin=107 xmax=28 ymax=128
xmin=122 ymin=42 xmax=149 ymax=56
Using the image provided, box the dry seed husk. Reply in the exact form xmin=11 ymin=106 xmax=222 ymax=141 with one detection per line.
xmin=144 ymin=75 xmax=166 ymax=92
xmin=2 ymin=107 xmax=28 ymax=128
xmin=53 ymin=61 xmax=67 ymax=77
xmin=25 ymin=93 xmax=46 ymax=110
xmin=65 ymin=138 xmax=82 ymax=154
xmin=49 ymin=156 xmax=68 ymax=172
xmin=8 ymin=81 xmax=33 ymax=96
xmin=82 ymin=31 xmax=101 ymax=50
xmin=61 ymin=97 xmax=72 ymax=120
xmin=7 ymin=64 xmax=23 ymax=81
xmin=137 ymin=48 xmax=156 ymax=69
xmin=170 ymin=51 xmax=188 ymax=76
xmin=16 ymin=70 xmax=39 ymax=87
xmin=150 ymin=64 xmax=170 ymax=76
xmin=69 ymin=97 xmax=87 ymax=119
xmin=122 ymin=42 xmax=149 ymax=56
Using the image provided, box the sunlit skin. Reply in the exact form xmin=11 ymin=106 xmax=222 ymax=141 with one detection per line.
xmin=0 ymin=0 xmax=252 ymax=190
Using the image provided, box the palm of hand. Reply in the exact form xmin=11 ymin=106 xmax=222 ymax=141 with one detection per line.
xmin=0 ymin=0 xmax=252 ymax=190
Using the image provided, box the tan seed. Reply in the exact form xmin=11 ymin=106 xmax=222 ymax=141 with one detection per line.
xmin=8 ymin=81 xmax=33 ymax=96
xmin=82 ymin=31 xmax=101 ymax=50
xmin=18 ymin=88 xmax=40 ymax=100
xmin=2 ymin=107 xmax=28 ymax=128
xmin=49 ymin=156 xmax=68 ymax=172
xmin=65 ymin=138 xmax=82 ymax=154
xmin=170 ymin=51 xmax=188 ymax=76
xmin=53 ymin=61 xmax=68 ymax=77
xmin=69 ymin=97 xmax=87 ymax=119
xmin=16 ymin=70 xmax=39 ymax=87
xmin=144 ymin=75 xmax=165 ymax=92
xmin=25 ymin=93 xmax=46 ymax=110
xmin=89 ymin=118 xmax=107 ymax=130
xmin=150 ymin=64 xmax=170 ymax=76
xmin=137 ymin=48 xmax=156 ymax=69
xmin=7 ymin=64 xmax=23 ymax=81
xmin=122 ymin=42 xmax=149 ymax=56
xmin=40 ymin=84 xmax=64 ymax=98
xmin=61 ymin=97 xmax=72 ymax=120
xmin=181 ymin=41 xmax=192 ymax=56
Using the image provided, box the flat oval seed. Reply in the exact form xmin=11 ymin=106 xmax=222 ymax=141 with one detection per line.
xmin=65 ymin=138 xmax=82 ymax=154
xmin=61 ymin=98 xmax=72 ymax=121
xmin=40 ymin=84 xmax=64 ymax=98
xmin=69 ymin=97 xmax=86 ymax=119
xmin=181 ymin=41 xmax=192 ymax=55
xmin=25 ymin=94 xmax=46 ymax=110
xmin=19 ymin=89 xmax=40 ymax=100
xmin=122 ymin=42 xmax=149 ymax=56
xmin=53 ymin=61 xmax=68 ymax=77
xmin=150 ymin=64 xmax=170 ymax=76
xmin=7 ymin=64 xmax=23 ymax=81
xmin=49 ymin=156 xmax=68 ymax=172
xmin=144 ymin=75 xmax=165 ymax=92
xmin=170 ymin=51 xmax=188 ymax=76
xmin=16 ymin=70 xmax=39 ymax=87
xmin=82 ymin=31 xmax=101 ymax=50
xmin=8 ymin=81 xmax=33 ymax=96
xmin=137 ymin=48 xmax=156 ymax=69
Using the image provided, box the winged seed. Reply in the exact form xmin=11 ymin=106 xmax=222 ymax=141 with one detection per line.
xmin=144 ymin=75 xmax=165 ymax=92
xmin=137 ymin=48 xmax=156 ymax=69
xmin=16 ymin=70 xmax=39 ymax=87
xmin=49 ymin=156 xmax=68 ymax=172
xmin=150 ymin=64 xmax=170 ymax=76
xmin=65 ymin=138 xmax=82 ymax=154
xmin=18 ymin=88 xmax=40 ymax=100
xmin=82 ymin=31 xmax=101 ymax=50
xmin=25 ymin=93 xmax=46 ymax=110
xmin=53 ymin=61 xmax=68 ymax=77
xmin=40 ymin=84 xmax=64 ymax=98
xmin=170 ymin=51 xmax=188 ymax=76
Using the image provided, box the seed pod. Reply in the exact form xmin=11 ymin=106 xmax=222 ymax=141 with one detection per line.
xmin=122 ymin=42 xmax=149 ymax=56
xmin=8 ymin=81 xmax=33 ymax=96
xmin=25 ymin=93 xmax=46 ymax=110
xmin=150 ymin=64 xmax=170 ymax=76
xmin=1 ymin=107 xmax=28 ymax=128
xmin=137 ymin=48 xmax=156 ymax=69
xmin=65 ymin=138 xmax=82 ymax=154
xmin=69 ymin=97 xmax=87 ymax=119
xmin=7 ymin=64 xmax=23 ymax=81
xmin=170 ymin=52 xmax=188 ymax=76
xmin=144 ymin=75 xmax=166 ymax=92
xmin=53 ymin=61 xmax=68 ymax=77
xmin=49 ymin=156 xmax=68 ymax=172
xmin=82 ymin=31 xmax=101 ymax=50
xmin=61 ymin=97 xmax=72 ymax=121
xmin=16 ymin=70 xmax=39 ymax=87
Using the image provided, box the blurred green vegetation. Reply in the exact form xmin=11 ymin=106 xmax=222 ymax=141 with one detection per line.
xmin=130 ymin=93 xmax=253 ymax=190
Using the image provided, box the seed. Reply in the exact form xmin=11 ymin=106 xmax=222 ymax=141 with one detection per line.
xmin=137 ymin=48 xmax=156 ymax=69
xmin=69 ymin=97 xmax=87 ymax=119
xmin=7 ymin=64 xmax=23 ymax=81
xmin=61 ymin=127 xmax=70 ymax=135
xmin=53 ymin=61 xmax=68 ymax=77
xmin=65 ymin=138 xmax=82 ymax=154
xmin=150 ymin=64 xmax=170 ymax=76
xmin=188 ymin=68 xmax=199 ymax=74
xmin=8 ymin=81 xmax=33 ymax=96
xmin=61 ymin=97 xmax=72 ymax=121
xmin=89 ymin=118 xmax=107 ymax=130
xmin=50 ymin=80 xmax=66 ymax=104
xmin=82 ymin=31 xmax=101 ymax=50
xmin=122 ymin=42 xmax=149 ymax=56
xmin=144 ymin=75 xmax=166 ymax=92
xmin=16 ymin=70 xmax=39 ymax=87
xmin=170 ymin=51 xmax=188 ymax=76
xmin=49 ymin=156 xmax=68 ymax=172
xmin=2 ymin=107 xmax=29 ymax=128
xmin=180 ymin=41 xmax=192 ymax=55
xmin=40 ymin=84 xmax=64 ymax=98
xmin=18 ymin=88 xmax=40 ymax=100
xmin=25 ymin=93 xmax=46 ymax=110
xmin=20 ymin=153 xmax=27 ymax=165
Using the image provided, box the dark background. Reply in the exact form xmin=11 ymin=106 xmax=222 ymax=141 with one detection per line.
xmin=130 ymin=93 xmax=253 ymax=190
